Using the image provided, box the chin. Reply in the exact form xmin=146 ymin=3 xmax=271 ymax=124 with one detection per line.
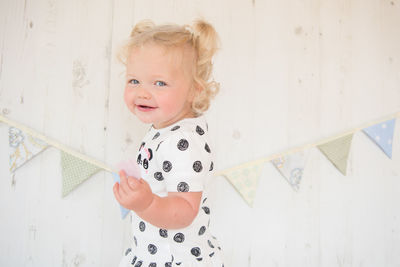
xmin=135 ymin=115 xmax=154 ymax=124
xmin=137 ymin=118 xmax=153 ymax=125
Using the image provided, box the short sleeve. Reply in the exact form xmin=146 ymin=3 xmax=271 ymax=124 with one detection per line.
xmin=156 ymin=130 xmax=213 ymax=192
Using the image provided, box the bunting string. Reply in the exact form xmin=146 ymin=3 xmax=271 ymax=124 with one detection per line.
xmin=214 ymin=111 xmax=400 ymax=176
xmin=0 ymin=114 xmax=116 ymax=173
xmin=1 ymin=111 xmax=399 ymax=210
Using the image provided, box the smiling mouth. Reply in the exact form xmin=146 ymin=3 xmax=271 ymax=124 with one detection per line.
xmin=136 ymin=104 xmax=156 ymax=111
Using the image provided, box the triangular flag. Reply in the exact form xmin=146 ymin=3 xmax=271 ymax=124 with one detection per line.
xmin=222 ymin=162 xmax=264 ymax=207
xmin=9 ymin=127 xmax=48 ymax=173
xmin=271 ymin=149 xmax=310 ymax=191
xmin=112 ymin=172 xmax=131 ymax=219
xmin=317 ymin=134 xmax=354 ymax=175
xmin=362 ymin=118 xmax=396 ymax=159
xmin=61 ymin=151 xmax=101 ymax=197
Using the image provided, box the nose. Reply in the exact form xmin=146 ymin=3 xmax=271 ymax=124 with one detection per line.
xmin=136 ymin=85 xmax=151 ymax=100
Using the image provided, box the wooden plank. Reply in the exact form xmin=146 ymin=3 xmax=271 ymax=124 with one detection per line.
xmin=0 ymin=0 xmax=399 ymax=266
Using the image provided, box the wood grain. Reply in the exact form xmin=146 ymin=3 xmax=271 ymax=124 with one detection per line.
xmin=0 ymin=0 xmax=399 ymax=266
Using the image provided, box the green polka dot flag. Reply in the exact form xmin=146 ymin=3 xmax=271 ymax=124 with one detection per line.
xmin=61 ymin=151 xmax=101 ymax=197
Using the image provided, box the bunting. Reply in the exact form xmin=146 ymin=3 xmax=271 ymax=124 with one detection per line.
xmin=9 ymin=127 xmax=48 ymax=173
xmin=0 ymin=114 xmax=125 ymax=216
xmin=271 ymin=149 xmax=310 ymax=191
xmin=362 ymin=119 xmax=396 ymax=158
xmin=0 ymin=112 xmax=399 ymax=211
xmin=61 ymin=151 xmax=102 ymax=197
xmin=317 ymin=134 xmax=354 ymax=175
xmin=221 ymin=162 xmax=264 ymax=207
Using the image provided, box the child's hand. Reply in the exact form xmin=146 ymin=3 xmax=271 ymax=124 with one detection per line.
xmin=113 ymin=170 xmax=154 ymax=212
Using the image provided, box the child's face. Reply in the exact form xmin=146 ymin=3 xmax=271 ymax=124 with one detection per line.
xmin=124 ymin=43 xmax=196 ymax=129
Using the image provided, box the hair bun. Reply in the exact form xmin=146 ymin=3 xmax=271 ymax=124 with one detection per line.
xmin=192 ymin=19 xmax=219 ymax=64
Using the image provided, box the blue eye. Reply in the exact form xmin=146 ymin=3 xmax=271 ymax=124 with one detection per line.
xmin=129 ymin=79 xmax=139 ymax=85
xmin=155 ymin=81 xmax=166 ymax=86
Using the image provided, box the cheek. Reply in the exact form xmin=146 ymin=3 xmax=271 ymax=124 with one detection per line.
xmin=156 ymin=97 xmax=171 ymax=112
xmin=160 ymin=92 xmax=189 ymax=113
xmin=124 ymin=88 xmax=135 ymax=108
xmin=124 ymin=87 xmax=131 ymax=101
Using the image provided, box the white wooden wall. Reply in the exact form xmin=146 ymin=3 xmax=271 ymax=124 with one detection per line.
xmin=1 ymin=0 xmax=400 ymax=266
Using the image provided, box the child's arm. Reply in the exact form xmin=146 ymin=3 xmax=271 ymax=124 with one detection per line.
xmin=113 ymin=170 xmax=201 ymax=229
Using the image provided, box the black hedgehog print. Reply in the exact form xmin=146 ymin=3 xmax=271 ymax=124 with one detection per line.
xmin=177 ymin=182 xmax=189 ymax=192
xmin=171 ymin=125 xmax=180 ymax=131
xmin=196 ymin=126 xmax=205 ymax=135
xmin=209 ymin=161 xmax=214 ymax=171
xmin=204 ymin=143 xmax=211 ymax=153
xmin=139 ymin=221 xmax=146 ymax=232
xmin=191 ymin=247 xmax=201 ymax=257
xmin=208 ymin=240 xmax=215 ymax=248
xmin=198 ymin=226 xmax=206 ymax=235
xmin=159 ymin=229 xmax=168 ymax=238
xmin=125 ymin=248 xmax=131 ymax=256
xmin=202 ymin=206 xmax=210 ymax=215
xmin=163 ymin=161 xmax=172 ymax=172
xmin=148 ymin=244 xmax=157 ymax=255
xmin=156 ymin=141 xmax=163 ymax=151
xmin=137 ymin=154 xmax=142 ymax=165
xmin=193 ymin=161 xmax=203 ymax=172
xmin=152 ymin=132 xmax=160 ymax=140
xmin=173 ymin=233 xmax=185 ymax=243
xmin=177 ymin=139 xmax=189 ymax=151
xmin=154 ymin=172 xmax=164 ymax=181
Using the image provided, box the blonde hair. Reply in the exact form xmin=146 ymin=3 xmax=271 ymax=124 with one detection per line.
xmin=118 ymin=19 xmax=220 ymax=114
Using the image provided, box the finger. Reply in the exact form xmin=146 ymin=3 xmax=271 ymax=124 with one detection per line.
xmin=119 ymin=170 xmax=138 ymax=190
xmin=119 ymin=170 xmax=127 ymax=177
xmin=118 ymin=171 xmax=130 ymax=194
xmin=115 ymin=176 xmax=130 ymax=201
xmin=113 ymin=183 xmax=123 ymax=204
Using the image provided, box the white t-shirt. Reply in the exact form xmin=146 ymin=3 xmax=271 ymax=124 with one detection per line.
xmin=119 ymin=116 xmax=224 ymax=267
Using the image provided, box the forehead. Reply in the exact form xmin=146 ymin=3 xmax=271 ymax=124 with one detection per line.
xmin=126 ymin=43 xmax=195 ymax=76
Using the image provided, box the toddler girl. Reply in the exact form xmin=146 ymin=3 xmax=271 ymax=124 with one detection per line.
xmin=113 ymin=19 xmax=224 ymax=267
